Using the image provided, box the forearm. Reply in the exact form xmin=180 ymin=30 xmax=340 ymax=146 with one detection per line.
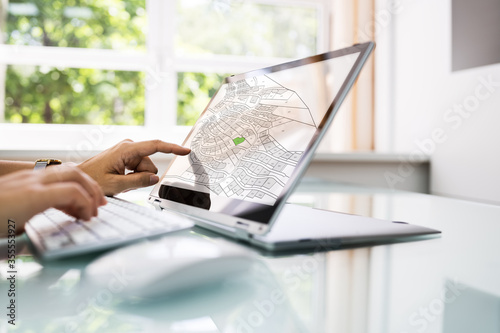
xmin=0 ymin=161 xmax=35 ymax=177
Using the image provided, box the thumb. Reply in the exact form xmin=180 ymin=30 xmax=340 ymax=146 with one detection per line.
xmin=111 ymin=172 xmax=160 ymax=194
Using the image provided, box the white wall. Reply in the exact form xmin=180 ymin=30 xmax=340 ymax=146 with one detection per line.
xmin=388 ymin=0 xmax=500 ymax=204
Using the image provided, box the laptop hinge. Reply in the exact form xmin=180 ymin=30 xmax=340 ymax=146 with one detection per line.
xmin=234 ymin=222 xmax=252 ymax=240
xmin=152 ymin=199 xmax=163 ymax=211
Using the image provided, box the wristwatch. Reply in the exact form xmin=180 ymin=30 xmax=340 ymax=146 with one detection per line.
xmin=34 ymin=158 xmax=62 ymax=171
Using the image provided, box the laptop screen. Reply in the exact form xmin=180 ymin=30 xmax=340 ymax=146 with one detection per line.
xmin=150 ymin=43 xmax=373 ymax=229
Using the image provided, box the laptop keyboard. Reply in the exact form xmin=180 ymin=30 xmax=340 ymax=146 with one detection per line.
xmin=26 ymin=196 xmax=193 ymax=259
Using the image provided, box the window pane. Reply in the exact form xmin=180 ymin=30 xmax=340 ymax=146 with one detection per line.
xmin=5 ymin=0 xmax=146 ymax=50
xmin=4 ymin=65 xmax=145 ymax=125
xmin=177 ymin=72 xmax=228 ymax=126
xmin=176 ymin=0 xmax=318 ymax=58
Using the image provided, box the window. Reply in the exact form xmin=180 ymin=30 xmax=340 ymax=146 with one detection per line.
xmin=1 ymin=0 xmax=375 ymax=153
xmin=2 ymin=0 xmax=147 ymax=128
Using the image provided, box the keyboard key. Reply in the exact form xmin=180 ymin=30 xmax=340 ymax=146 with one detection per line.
xmin=28 ymin=214 xmax=57 ymax=233
xmin=98 ymin=209 xmax=145 ymax=236
xmin=68 ymin=228 xmax=98 ymax=245
xmin=82 ymin=218 xmax=122 ymax=240
xmin=43 ymin=231 xmax=72 ymax=250
xmin=47 ymin=210 xmax=76 ymax=226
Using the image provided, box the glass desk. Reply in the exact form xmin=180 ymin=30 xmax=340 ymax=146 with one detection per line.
xmin=1 ymin=178 xmax=499 ymax=332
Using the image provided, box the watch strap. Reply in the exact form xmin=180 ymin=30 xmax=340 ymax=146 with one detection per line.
xmin=34 ymin=159 xmax=62 ymax=171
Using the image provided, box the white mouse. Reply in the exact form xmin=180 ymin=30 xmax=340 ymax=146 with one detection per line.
xmin=84 ymin=235 xmax=256 ymax=299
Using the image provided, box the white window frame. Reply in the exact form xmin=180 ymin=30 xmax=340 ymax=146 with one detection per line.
xmin=0 ymin=0 xmax=331 ymax=152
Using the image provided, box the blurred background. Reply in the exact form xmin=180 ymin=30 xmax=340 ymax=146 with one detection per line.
xmin=0 ymin=0 xmax=499 ymax=205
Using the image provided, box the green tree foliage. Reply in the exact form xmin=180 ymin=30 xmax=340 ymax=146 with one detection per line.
xmin=6 ymin=0 xmax=146 ymax=50
xmin=177 ymin=72 xmax=228 ymax=126
xmin=175 ymin=0 xmax=318 ymax=125
xmin=4 ymin=0 xmax=146 ymax=125
xmin=3 ymin=0 xmax=319 ymax=126
xmin=5 ymin=65 xmax=144 ymax=124
xmin=176 ymin=1 xmax=318 ymax=58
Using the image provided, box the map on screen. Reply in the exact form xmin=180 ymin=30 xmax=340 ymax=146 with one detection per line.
xmin=161 ymin=52 xmax=359 ymax=205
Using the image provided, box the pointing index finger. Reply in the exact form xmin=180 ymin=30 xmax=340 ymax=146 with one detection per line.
xmin=127 ymin=140 xmax=191 ymax=158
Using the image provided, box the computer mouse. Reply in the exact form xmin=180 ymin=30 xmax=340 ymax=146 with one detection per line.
xmin=84 ymin=235 xmax=256 ymax=299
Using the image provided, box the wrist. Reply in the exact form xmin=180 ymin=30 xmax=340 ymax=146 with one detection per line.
xmin=0 ymin=161 xmax=36 ymax=177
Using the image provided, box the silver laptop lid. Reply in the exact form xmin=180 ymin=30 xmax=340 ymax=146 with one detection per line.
xmin=149 ymin=42 xmax=375 ymax=236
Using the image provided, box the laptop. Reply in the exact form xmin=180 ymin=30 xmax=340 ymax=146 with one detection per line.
xmin=147 ymin=41 xmax=440 ymax=251
xmin=26 ymin=42 xmax=440 ymax=259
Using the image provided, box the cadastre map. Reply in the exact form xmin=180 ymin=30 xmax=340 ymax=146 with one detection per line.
xmin=162 ymin=75 xmax=318 ymax=205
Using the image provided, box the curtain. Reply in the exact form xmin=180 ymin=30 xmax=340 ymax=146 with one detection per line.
xmin=318 ymin=0 xmax=375 ymax=152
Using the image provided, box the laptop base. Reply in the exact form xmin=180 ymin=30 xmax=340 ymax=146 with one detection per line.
xmin=193 ymin=203 xmax=441 ymax=252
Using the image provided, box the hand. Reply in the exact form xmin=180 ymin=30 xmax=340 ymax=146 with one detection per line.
xmin=0 ymin=165 xmax=106 ymax=237
xmin=78 ymin=139 xmax=191 ymax=195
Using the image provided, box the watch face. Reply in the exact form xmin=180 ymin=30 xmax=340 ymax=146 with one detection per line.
xmin=47 ymin=159 xmax=62 ymax=166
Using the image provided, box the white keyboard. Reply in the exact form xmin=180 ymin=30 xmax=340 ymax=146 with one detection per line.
xmin=25 ymin=196 xmax=194 ymax=260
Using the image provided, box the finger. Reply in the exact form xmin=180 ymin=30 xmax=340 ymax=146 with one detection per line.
xmin=42 ymin=183 xmax=95 ymax=221
xmin=79 ymin=170 xmax=107 ymax=208
xmin=108 ymin=172 xmax=159 ymax=194
xmin=134 ymin=156 xmax=158 ymax=174
xmin=41 ymin=167 xmax=104 ymax=216
xmin=125 ymin=140 xmax=191 ymax=158
xmin=50 ymin=167 xmax=105 ymax=206
xmin=46 ymin=170 xmax=101 ymax=217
